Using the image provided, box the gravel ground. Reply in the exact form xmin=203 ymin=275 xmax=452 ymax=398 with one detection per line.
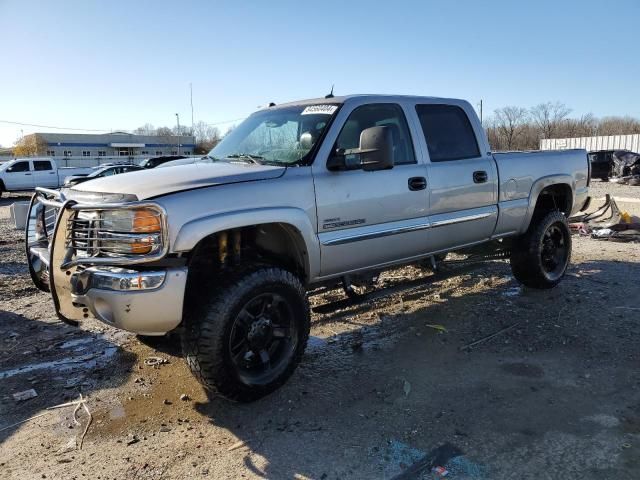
xmin=587 ymin=179 xmax=640 ymax=201
xmin=1 ymin=186 xmax=639 ymax=479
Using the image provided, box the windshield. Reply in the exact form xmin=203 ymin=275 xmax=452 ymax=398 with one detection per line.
xmin=209 ymin=104 xmax=339 ymax=165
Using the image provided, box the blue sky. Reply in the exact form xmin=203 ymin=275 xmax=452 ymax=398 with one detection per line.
xmin=1 ymin=0 xmax=638 ymax=147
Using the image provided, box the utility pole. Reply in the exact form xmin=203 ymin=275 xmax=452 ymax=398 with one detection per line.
xmin=478 ymin=99 xmax=483 ymax=127
xmin=190 ymin=83 xmax=194 ymax=134
xmin=175 ymin=113 xmax=181 ymax=155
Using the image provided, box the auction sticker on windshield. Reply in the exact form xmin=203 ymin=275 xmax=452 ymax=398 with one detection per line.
xmin=301 ymin=105 xmax=338 ymax=115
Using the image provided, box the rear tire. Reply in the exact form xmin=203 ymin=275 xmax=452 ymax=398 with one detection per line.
xmin=181 ymin=267 xmax=310 ymax=402
xmin=510 ymin=211 xmax=571 ymax=289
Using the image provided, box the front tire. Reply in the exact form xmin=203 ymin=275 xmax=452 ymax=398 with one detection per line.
xmin=510 ymin=211 xmax=571 ymax=289
xmin=182 ymin=267 xmax=310 ymax=402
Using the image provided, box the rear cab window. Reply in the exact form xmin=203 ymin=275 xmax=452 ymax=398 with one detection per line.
xmin=415 ymin=104 xmax=480 ymax=162
xmin=33 ymin=160 xmax=52 ymax=171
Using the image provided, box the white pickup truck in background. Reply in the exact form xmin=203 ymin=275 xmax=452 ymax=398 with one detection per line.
xmin=0 ymin=158 xmax=92 ymax=196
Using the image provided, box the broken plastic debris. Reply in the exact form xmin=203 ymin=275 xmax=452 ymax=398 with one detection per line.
xmin=403 ymin=380 xmax=411 ymax=397
xmin=425 ymin=324 xmax=448 ymax=334
xmin=143 ymin=356 xmax=168 ymax=367
xmin=592 ymin=228 xmax=613 ymax=238
xmin=13 ymin=389 xmax=38 ymax=402
xmin=432 ymin=465 xmax=449 ymax=477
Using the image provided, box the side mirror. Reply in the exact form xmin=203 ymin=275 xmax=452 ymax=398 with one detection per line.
xmin=359 ymin=126 xmax=394 ymax=171
xmin=326 ymin=125 xmax=394 ymax=171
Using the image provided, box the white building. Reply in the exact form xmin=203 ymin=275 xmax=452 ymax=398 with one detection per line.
xmin=540 ymin=134 xmax=640 ymax=152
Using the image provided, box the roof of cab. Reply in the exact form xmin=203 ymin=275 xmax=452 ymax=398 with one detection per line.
xmin=270 ymin=94 xmax=464 ymax=109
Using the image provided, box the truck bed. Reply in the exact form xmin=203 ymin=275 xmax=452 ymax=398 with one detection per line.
xmin=493 ymin=149 xmax=589 ymax=216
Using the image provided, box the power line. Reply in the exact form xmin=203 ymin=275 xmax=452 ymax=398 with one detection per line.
xmin=0 ymin=119 xmax=108 ymax=132
xmin=203 ymin=117 xmax=246 ymax=127
xmin=0 ymin=116 xmax=248 ymax=132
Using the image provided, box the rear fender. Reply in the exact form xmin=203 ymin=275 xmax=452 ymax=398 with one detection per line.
xmin=521 ymin=175 xmax=574 ymax=232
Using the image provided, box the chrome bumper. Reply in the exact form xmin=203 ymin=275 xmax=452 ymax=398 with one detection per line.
xmin=70 ymin=266 xmax=188 ymax=335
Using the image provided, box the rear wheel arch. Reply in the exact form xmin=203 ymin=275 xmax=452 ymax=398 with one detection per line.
xmin=534 ymin=183 xmax=572 ymax=216
xmin=523 ymin=179 xmax=573 ymax=231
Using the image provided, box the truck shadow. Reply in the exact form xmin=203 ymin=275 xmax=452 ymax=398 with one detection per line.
xmin=190 ymin=258 xmax=640 ymax=479
xmin=0 ymin=310 xmax=136 ymax=446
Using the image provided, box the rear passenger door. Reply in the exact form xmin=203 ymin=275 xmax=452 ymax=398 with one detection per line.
xmin=414 ymin=103 xmax=498 ymax=252
xmin=32 ymin=160 xmax=58 ymax=187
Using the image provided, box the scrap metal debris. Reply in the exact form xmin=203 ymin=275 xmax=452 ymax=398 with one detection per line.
xmin=569 ymin=195 xmax=640 ymax=242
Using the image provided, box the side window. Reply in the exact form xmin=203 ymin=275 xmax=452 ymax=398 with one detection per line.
xmin=7 ymin=161 xmax=30 ymax=173
xmin=415 ymin=104 xmax=480 ymax=162
xmin=335 ymin=103 xmax=415 ymax=165
xmin=33 ymin=160 xmax=52 ymax=171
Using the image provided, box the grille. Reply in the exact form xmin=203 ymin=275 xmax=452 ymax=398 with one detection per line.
xmin=67 ymin=217 xmax=97 ymax=257
xmin=42 ymin=206 xmax=58 ymax=240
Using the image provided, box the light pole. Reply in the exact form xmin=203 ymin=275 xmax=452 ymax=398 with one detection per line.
xmin=175 ymin=113 xmax=181 ymax=155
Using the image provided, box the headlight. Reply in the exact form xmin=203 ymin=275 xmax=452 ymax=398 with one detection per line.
xmin=72 ymin=206 xmax=165 ymax=257
xmin=100 ymin=209 xmax=162 ymax=233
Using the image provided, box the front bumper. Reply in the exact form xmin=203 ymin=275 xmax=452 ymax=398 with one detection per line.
xmin=25 ymin=188 xmax=186 ymax=335
xmin=70 ymin=266 xmax=188 ymax=335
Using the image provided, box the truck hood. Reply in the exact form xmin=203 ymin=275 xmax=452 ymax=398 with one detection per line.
xmin=70 ymin=162 xmax=286 ymax=200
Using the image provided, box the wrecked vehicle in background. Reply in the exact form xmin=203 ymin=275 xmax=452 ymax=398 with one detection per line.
xmin=25 ymin=94 xmax=590 ymax=402
xmin=611 ymin=150 xmax=640 ymax=185
xmin=588 ymin=150 xmax=620 ymax=181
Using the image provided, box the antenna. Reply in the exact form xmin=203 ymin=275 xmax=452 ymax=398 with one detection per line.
xmin=325 ymin=84 xmax=334 ymax=99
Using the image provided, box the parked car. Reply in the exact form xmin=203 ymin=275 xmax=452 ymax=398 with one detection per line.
xmin=156 ymin=157 xmax=204 ymax=168
xmin=138 ymin=155 xmax=187 ymax=169
xmin=588 ymin=149 xmax=627 ymax=181
xmin=0 ymin=158 xmax=92 ymax=196
xmin=63 ymin=164 xmax=144 ymax=187
xmin=27 ymin=94 xmax=590 ymax=402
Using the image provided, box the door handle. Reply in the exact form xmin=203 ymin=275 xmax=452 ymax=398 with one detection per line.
xmin=49 ymin=172 xmax=55 ymax=174
xmin=25 ymin=173 xmax=32 ymax=175
xmin=473 ymin=171 xmax=488 ymax=183
xmin=408 ymin=176 xmax=427 ymax=191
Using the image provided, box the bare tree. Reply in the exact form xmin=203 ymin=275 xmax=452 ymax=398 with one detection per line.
xmin=193 ymin=121 xmax=221 ymax=153
xmin=172 ymin=125 xmax=192 ymax=136
xmin=133 ymin=123 xmax=156 ymax=135
xmin=596 ymin=116 xmax=640 ymax=136
xmin=530 ymin=102 xmax=572 ymax=139
xmin=493 ymin=106 xmax=529 ymax=150
xmin=13 ymin=134 xmax=48 ymax=157
xmin=560 ymin=113 xmax=597 ymax=138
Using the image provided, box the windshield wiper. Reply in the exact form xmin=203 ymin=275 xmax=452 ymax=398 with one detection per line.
xmin=225 ymin=153 xmax=264 ymax=164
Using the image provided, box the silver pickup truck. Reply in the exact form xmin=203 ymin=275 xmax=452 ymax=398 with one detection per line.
xmin=26 ymin=95 xmax=590 ymax=401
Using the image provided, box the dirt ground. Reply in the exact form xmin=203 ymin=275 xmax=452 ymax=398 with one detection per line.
xmin=1 ymin=183 xmax=639 ymax=480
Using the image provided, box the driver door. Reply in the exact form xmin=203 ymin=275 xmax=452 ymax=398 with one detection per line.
xmin=4 ymin=160 xmax=34 ymax=190
xmin=312 ymin=102 xmax=429 ymax=277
